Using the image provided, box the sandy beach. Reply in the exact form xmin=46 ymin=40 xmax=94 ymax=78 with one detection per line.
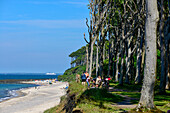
xmin=0 ymin=81 xmax=68 ymax=113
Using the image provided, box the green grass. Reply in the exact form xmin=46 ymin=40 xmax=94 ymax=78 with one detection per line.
xmin=109 ymin=82 xmax=142 ymax=92
xmin=109 ymin=82 xmax=170 ymax=112
xmin=75 ymin=89 xmax=126 ymax=113
xmin=45 ymin=81 xmax=170 ymax=113
xmin=44 ymin=82 xmax=127 ymax=113
xmin=80 ymin=88 xmax=123 ymax=103
xmin=74 ymin=87 xmax=125 ymax=113
xmin=77 ymin=102 xmax=130 ymax=113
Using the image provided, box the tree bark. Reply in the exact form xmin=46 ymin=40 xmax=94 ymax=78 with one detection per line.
xmin=119 ymin=41 xmax=125 ymax=85
xmin=89 ymin=37 xmax=97 ymax=77
xmin=113 ymin=37 xmax=118 ymax=79
xmin=115 ymin=43 xmax=120 ymax=82
xmin=136 ymin=0 xmax=159 ymax=110
xmin=125 ymin=37 xmax=132 ymax=84
xmin=159 ymin=0 xmax=166 ymax=94
xmin=86 ymin=46 xmax=89 ymax=72
xmin=96 ymin=44 xmax=99 ymax=77
xmin=135 ymin=30 xmax=143 ymax=84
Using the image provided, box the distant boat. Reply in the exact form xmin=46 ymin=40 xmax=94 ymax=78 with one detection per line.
xmin=45 ymin=73 xmax=56 ymax=75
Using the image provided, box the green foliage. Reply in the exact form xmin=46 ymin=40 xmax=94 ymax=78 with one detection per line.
xmin=69 ymin=46 xmax=86 ymax=57
xmin=58 ymin=65 xmax=86 ymax=82
xmin=69 ymin=46 xmax=86 ymax=65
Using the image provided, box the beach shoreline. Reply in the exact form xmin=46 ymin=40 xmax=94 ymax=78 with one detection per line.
xmin=0 ymin=80 xmax=68 ymax=113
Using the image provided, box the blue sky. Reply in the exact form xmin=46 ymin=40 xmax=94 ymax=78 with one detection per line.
xmin=0 ymin=0 xmax=89 ymax=73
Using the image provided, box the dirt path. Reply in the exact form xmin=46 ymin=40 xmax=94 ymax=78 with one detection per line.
xmin=109 ymin=87 xmax=138 ymax=109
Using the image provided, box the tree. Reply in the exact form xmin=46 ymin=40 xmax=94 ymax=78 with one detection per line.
xmin=136 ymin=0 xmax=159 ymax=111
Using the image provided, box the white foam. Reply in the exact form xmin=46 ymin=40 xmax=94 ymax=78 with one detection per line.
xmin=0 ymin=90 xmax=18 ymax=102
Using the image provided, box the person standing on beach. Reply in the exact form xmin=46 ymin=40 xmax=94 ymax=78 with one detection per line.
xmin=81 ymin=72 xmax=86 ymax=86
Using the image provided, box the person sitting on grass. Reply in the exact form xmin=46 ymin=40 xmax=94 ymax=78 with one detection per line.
xmin=96 ymin=76 xmax=101 ymax=88
xmin=90 ymin=77 xmax=95 ymax=88
xmin=81 ymin=72 xmax=86 ymax=86
xmin=86 ymin=76 xmax=90 ymax=89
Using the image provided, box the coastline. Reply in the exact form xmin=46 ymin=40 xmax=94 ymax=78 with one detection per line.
xmin=0 ymin=80 xmax=68 ymax=113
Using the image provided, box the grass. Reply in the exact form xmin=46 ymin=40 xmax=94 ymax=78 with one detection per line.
xmin=109 ymin=82 xmax=170 ymax=112
xmin=75 ymin=88 xmax=126 ymax=113
xmin=109 ymin=82 xmax=142 ymax=92
xmin=44 ymin=82 xmax=126 ymax=113
xmin=45 ymin=81 xmax=170 ymax=113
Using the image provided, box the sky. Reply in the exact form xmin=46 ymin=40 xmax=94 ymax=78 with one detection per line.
xmin=0 ymin=0 xmax=89 ymax=73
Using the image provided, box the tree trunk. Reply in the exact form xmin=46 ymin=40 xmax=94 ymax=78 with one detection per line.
xmin=86 ymin=46 xmax=89 ymax=72
xmin=103 ymin=43 xmax=106 ymax=61
xmin=125 ymin=37 xmax=132 ymax=84
xmin=71 ymin=57 xmax=74 ymax=68
xmin=96 ymin=44 xmax=99 ymax=77
xmin=112 ymin=37 xmax=117 ymax=79
xmin=108 ymin=38 xmax=113 ymax=77
xmin=115 ymin=43 xmax=120 ymax=82
xmin=89 ymin=37 xmax=97 ymax=77
xmin=119 ymin=41 xmax=125 ymax=85
xmin=99 ymin=45 xmax=104 ymax=78
xmin=136 ymin=0 xmax=159 ymax=110
xmin=135 ymin=29 xmax=143 ymax=84
xmin=159 ymin=0 xmax=166 ymax=94
xmin=165 ymin=32 xmax=170 ymax=89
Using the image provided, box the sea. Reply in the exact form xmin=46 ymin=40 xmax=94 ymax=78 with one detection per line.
xmin=0 ymin=73 xmax=60 ymax=102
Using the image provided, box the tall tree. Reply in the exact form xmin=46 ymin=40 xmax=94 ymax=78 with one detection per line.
xmin=159 ymin=0 xmax=166 ymax=94
xmin=136 ymin=0 xmax=159 ymax=111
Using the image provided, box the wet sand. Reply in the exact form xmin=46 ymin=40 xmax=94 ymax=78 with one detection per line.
xmin=0 ymin=81 xmax=68 ymax=113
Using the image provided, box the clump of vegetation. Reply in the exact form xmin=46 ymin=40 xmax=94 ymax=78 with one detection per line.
xmin=57 ymin=65 xmax=86 ymax=82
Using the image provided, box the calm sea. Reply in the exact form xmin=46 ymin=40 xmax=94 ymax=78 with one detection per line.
xmin=0 ymin=73 xmax=60 ymax=102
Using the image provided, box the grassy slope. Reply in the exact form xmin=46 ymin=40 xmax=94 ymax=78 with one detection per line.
xmin=44 ymin=82 xmax=126 ymax=113
xmin=45 ymin=81 xmax=170 ymax=113
xmin=110 ymin=83 xmax=170 ymax=112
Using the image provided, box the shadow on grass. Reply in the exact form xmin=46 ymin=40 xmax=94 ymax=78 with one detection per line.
xmin=154 ymin=90 xmax=170 ymax=107
xmin=76 ymin=88 xmax=125 ymax=112
xmin=109 ymin=82 xmax=142 ymax=92
xmin=80 ymin=88 xmax=124 ymax=103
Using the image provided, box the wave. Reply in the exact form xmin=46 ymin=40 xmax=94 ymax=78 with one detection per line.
xmin=0 ymin=89 xmax=18 ymax=102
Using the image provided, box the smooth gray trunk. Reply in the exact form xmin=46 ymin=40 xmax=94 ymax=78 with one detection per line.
xmin=135 ymin=29 xmax=143 ymax=84
xmin=89 ymin=37 xmax=97 ymax=77
xmin=86 ymin=46 xmax=89 ymax=72
xmin=112 ymin=37 xmax=117 ymax=79
xmin=125 ymin=37 xmax=132 ymax=84
xmin=99 ymin=45 xmax=104 ymax=78
xmin=96 ymin=44 xmax=99 ymax=77
xmin=103 ymin=43 xmax=106 ymax=61
xmin=115 ymin=43 xmax=120 ymax=82
xmin=119 ymin=41 xmax=125 ymax=85
xmin=136 ymin=0 xmax=159 ymax=110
